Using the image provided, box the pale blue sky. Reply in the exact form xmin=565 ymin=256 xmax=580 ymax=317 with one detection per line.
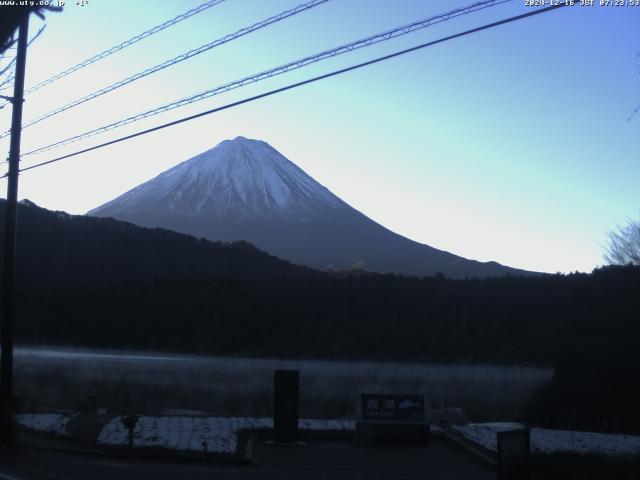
xmin=0 ymin=0 xmax=638 ymax=273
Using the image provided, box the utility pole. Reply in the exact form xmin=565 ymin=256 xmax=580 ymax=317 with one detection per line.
xmin=0 ymin=13 xmax=29 ymax=445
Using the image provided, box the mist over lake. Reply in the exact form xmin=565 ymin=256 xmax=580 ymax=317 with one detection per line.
xmin=14 ymin=347 xmax=552 ymax=421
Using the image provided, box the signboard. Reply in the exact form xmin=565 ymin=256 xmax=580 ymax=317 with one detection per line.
xmin=359 ymin=394 xmax=426 ymax=423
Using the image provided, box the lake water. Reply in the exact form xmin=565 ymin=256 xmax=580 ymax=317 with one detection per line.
xmin=13 ymin=347 xmax=552 ymax=421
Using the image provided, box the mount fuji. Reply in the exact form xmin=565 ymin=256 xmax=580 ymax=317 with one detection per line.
xmin=88 ymin=136 xmax=531 ymax=278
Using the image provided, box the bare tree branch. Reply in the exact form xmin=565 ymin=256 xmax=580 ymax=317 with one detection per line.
xmin=0 ymin=5 xmax=60 ymax=56
xmin=0 ymin=25 xmax=45 ymax=78
xmin=604 ymin=218 xmax=640 ymax=266
xmin=0 ymin=52 xmax=16 ymax=78
xmin=0 ymin=24 xmax=46 ymax=97
xmin=629 ymin=50 xmax=640 ymax=122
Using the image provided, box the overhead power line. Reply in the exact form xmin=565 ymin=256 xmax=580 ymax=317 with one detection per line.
xmin=0 ymin=0 xmax=226 ymax=108
xmin=21 ymin=0 xmax=513 ymax=158
xmin=8 ymin=1 xmax=572 ymax=179
xmin=0 ymin=0 xmax=329 ymax=140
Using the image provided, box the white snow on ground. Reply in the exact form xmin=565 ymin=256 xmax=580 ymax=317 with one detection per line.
xmin=298 ymin=418 xmax=355 ymax=431
xmin=27 ymin=413 xmax=638 ymax=458
xmin=453 ymin=423 xmax=640 ymax=457
xmin=97 ymin=416 xmax=355 ymax=454
xmin=18 ymin=414 xmax=640 ymax=458
xmin=16 ymin=413 xmax=69 ymax=435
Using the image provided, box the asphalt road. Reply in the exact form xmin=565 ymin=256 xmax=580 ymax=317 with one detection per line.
xmin=0 ymin=439 xmax=496 ymax=480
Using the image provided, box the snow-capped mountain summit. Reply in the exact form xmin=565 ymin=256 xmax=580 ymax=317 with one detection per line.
xmin=89 ymin=137 xmax=532 ymax=278
xmin=95 ymin=136 xmax=345 ymax=222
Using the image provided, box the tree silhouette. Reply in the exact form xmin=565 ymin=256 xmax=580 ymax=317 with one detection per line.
xmin=605 ymin=218 xmax=640 ymax=266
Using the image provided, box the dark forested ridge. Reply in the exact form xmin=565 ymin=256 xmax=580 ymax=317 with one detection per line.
xmin=2 ymin=200 xmax=640 ymax=431
xmin=2 ymin=199 xmax=637 ymax=365
xmin=14 ymin=266 xmax=640 ymax=365
xmin=1 ymin=199 xmax=316 ymax=289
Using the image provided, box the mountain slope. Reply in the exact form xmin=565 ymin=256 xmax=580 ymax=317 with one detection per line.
xmin=89 ymin=136 xmax=533 ymax=278
xmin=0 ymin=199 xmax=314 ymax=289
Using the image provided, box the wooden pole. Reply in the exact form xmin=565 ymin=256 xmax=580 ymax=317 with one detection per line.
xmin=1 ymin=12 xmax=30 ymax=445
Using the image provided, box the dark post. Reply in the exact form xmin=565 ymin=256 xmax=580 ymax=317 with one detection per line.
xmin=88 ymin=387 xmax=97 ymax=415
xmin=0 ymin=13 xmax=29 ymax=444
xmin=273 ymin=370 xmax=299 ymax=443
xmin=497 ymin=429 xmax=531 ymax=480
xmin=122 ymin=416 xmax=139 ymax=448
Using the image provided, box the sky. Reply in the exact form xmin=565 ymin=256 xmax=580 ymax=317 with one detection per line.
xmin=0 ymin=0 xmax=638 ymax=274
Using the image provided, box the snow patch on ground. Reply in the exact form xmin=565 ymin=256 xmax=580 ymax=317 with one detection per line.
xmin=454 ymin=423 xmax=640 ymax=457
xmin=16 ymin=413 xmax=69 ymax=435
xmin=97 ymin=416 xmax=355 ymax=454
xmin=299 ymin=418 xmax=355 ymax=431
